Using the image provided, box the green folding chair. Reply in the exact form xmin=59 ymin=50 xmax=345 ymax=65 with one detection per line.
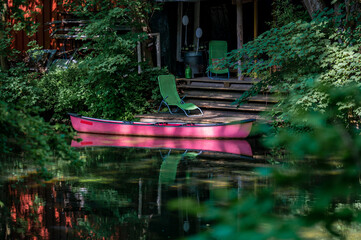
xmin=208 ymin=40 xmax=230 ymax=80
xmin=158 ymin=75 xmax=203 ymax=117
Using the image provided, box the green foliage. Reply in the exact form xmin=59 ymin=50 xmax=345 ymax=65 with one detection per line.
xmin=36 ymin=66 xmax=88 ymax=120
xmin=0 ymin=62 xmax=41 ymax=109
xmin=228 ymin=5 xmax=361 ymax=125
xmin=35 ymin=0 xmax=167 ymax=120
xmin=0 ymin=101 xmax=79 ymax=179
xmin=265 ymin=84 xmax=361 ymax=163
xmin=1 ymin=0 xmax=166 ymax=121
xmin=0 ymin=0 xmax=40 ymax=64
xmin=0 ymin=2 xmax=80 ymax=176
xmin=268 ymin=0 xmax=310 ymax=28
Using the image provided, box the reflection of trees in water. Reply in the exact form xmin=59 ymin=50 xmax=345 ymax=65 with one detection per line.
xmin=0 ymin=147 xmax=270 ymax=239
xmin=2 ymin=178 xmax=150 ymax=240
xmin=3 ymin=179 xmax=87 ymax=239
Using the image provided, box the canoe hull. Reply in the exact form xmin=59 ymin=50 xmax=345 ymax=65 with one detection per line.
xmin=69 ymin=114 xmax=254 ymax=139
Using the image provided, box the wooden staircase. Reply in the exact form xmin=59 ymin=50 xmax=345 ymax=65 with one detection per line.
xmin=136 ymin=76 xmax=276 ymax=123
xmin=177 ymin=77 xmax=276 ymax=114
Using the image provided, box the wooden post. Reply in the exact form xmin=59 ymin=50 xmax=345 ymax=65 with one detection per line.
xmin=155 ymin=33 xmax=161 ymax=68
xmin=176 ymin=2 xmax=183 ymax=62
xmin=193 ymin=1 xmax=201 ymax=48
xmin=236 ymin=0 xmax=243 ymax=80
xmin=138 ymin=33 xmax=161 ymax=73
xmin=254 ymin=0 xmax=258 ymax=39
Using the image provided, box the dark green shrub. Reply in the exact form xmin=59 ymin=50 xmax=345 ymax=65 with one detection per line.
xmin=0 ymin=101 xmax=79 ymax=179
xmin=227 ymin=5 xmax=361 ymax=125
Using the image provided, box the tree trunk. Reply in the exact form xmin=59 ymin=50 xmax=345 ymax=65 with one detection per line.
xmin=0 ymin=1 xmax=9 ymax=71
xmin=302 ymin=0 xmax=326 ymax=18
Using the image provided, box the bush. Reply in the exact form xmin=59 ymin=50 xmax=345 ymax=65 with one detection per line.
xmin=227 ymin=5 xmax=361 ymax=125
xmin=1 ymin=0 xmax=167 ymax=122
xmin=0 ymin=101 xmax=79 ymax=179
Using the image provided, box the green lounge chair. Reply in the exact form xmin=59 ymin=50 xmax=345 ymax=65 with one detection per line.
xmin=208 ymin=40 xmax=230 ymax=79
xmin=158 ymin=75 xmax=203 ymax=117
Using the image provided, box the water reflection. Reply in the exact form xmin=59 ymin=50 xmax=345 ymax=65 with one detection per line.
xmin=71 ymin=133 xmax=253 ymax=156
xmin=1 ymin=135 xmax=270 ymax=239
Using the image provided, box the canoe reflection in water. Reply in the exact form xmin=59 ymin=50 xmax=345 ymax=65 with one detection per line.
xmin=71 ymin=133 xmax=255 ymax=225
xmin=71 ymin=133 xmax=253 ymax=157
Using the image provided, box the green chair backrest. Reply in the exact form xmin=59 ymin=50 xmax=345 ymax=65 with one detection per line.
xmin=209 ymin=40 xmax=228 ymax=64
xmin=158 ymin=75 xmax=182 ymax=105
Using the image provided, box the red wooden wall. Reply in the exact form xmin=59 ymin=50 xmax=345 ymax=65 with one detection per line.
xmin=10 ymin=0 xmax=65 ymax=52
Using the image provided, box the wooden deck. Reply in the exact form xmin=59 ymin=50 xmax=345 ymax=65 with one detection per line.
xmin=136 ymin=76 xmax=274 ymax=123
xmin=135 ymin=111 xmax=263 ymax=124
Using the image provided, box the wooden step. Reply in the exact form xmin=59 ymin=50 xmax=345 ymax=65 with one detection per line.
xmin=176 ymin=76 xmax=260 ymax=88
xmin=179 ymin=84 xmax=252 ymax=92
xmin=183 ymin=92 xmax=278 ymax=103
xmin=178 ymin=84 xmax=272 ymax=93
xmin=192 ymin=100 xmax=270 ymax=112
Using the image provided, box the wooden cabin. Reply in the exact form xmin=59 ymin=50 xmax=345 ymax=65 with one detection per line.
xmin=9 ymin=0 xmax=272 ymax=76
xmin=9 ymin=0 xmax=75 ymax=52
xmin=152 ymin=0 xmax=272 ymax=76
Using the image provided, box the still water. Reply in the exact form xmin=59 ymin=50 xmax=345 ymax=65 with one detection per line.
xmin=0 ymin=134 xmax=270 ymax=240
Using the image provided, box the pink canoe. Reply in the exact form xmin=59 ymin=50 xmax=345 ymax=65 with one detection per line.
xmin=69 ymin=113 xmax=255 ymax=139
xmin=71 ymin=133 xmax=253 ymax=156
